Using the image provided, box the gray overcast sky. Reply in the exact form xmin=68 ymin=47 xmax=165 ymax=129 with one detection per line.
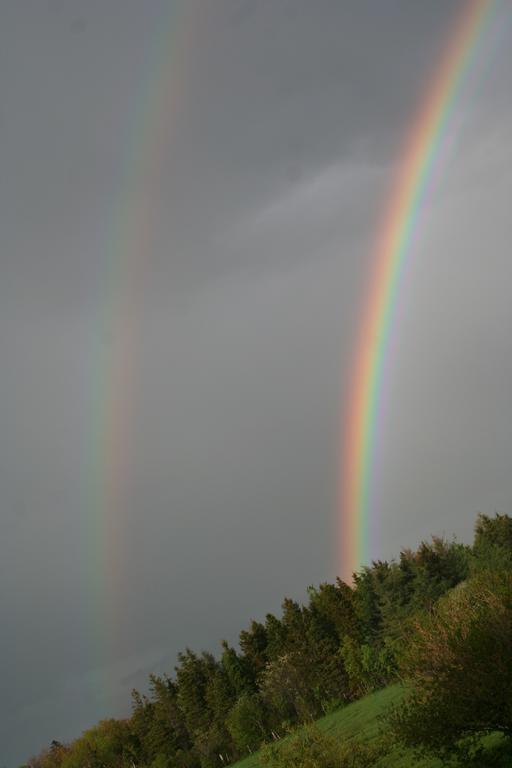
xmin=1 ymin=1 xmax=511 ymax=764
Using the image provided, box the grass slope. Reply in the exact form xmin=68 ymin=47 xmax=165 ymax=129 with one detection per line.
xmin=232 ymin=685 xmax=508 ymax=768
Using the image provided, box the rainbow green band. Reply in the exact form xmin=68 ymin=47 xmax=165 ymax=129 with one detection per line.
xmin=81 ymin=3 xmax=196 ymax=678
xmin=340 ymin=0 xmax=495 ymax=582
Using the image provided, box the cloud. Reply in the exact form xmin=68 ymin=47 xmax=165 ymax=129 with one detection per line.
xmin=1 ymin=1 xmax=511 ymax=764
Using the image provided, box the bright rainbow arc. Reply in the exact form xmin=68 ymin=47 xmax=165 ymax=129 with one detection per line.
xmin=340 ymin=0 xmax=495 ymax=583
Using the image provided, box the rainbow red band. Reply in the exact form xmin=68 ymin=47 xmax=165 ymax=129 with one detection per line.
xmin=339 ymin=0 xmax=495 ymax=583
xmin=82 ymin=3 xmax=199 ymax=675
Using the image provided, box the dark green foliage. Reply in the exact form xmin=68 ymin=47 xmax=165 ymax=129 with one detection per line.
xmin=263 ymin=614 xmax=287 ymax=662
xmin=226 ymin=694 xmax=268 ymax=754
xmin=58 ymin=719 xmax=135 ymax=768
xmin=176 ymin=650 xmax=218 ymax=740
xmin=131 ymin=675 xmax=191 ymax=763
xmin=353 ymin=565 xmax=385 ymax=643
xmin=472 ymin=513 xmax=512 ymax=573
xmin=239 ymin=622 xmax=268 ymax=681
xmin=389 ymin=570 xmax=512 ymax=754
xmin=221 ymin=642 xmax=256 ymax=698
xmin=26 ymin=513 xmax=512 ymax=768
xmin=340 ymin=636 xmax=396 ymax=697
xmin=407 ymin=537 xmax=470 ymax=609
xmin=259 ymin=596 xmax=349 ymax=728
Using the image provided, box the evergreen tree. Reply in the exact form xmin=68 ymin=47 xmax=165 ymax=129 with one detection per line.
xmin=307 ymin=580 xmax=359 ymax=644
xmin=226 ymin=693 xmax=268 ymax=754
xmin=239 ymin=620 xmax=268 ymax=681
xmin=263 ymin=613 xmax=287 ymax=661
xmin=175 ymin=650 xmax=218 ymax=753
xmin=221 ymin=642 xmax=255 ymax=697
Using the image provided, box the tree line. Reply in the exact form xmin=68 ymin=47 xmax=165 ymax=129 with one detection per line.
xmin=24 ymin=513 xmax=512 ymax=767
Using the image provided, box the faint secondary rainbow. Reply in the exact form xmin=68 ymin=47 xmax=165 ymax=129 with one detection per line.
xmin=81 ymin=3 xmax=199 ymax=672
xmin=339 ymin=0 xmax=496 ymax=583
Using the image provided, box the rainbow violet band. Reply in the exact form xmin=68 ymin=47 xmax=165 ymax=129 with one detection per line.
xmin=83 ymin=3 xmax=196 ymax=667
xmin=339 ymin=0 xmax=495 ymax=583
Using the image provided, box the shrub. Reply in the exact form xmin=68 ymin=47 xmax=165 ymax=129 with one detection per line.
xmin=389 ymin=571 xmax=512 ymax=754
xmin=259 ymin=725 xmax=379 ymax=768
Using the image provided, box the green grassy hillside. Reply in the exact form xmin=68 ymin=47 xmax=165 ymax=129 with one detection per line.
xmin=232 ymin=684 xmax=508 ymax=768
xmin=26 ymin=516 xmax=512 ymax=768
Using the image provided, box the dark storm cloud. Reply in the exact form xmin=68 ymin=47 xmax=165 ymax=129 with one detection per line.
xmin=1 ymin=1 xmax=511 ymax=764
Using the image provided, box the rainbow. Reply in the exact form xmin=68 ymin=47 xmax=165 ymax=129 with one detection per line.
xmin=339 ymin=0 xmax=496 ymax=583
xmin=81 ymin=3 xmax=199 ymax=674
